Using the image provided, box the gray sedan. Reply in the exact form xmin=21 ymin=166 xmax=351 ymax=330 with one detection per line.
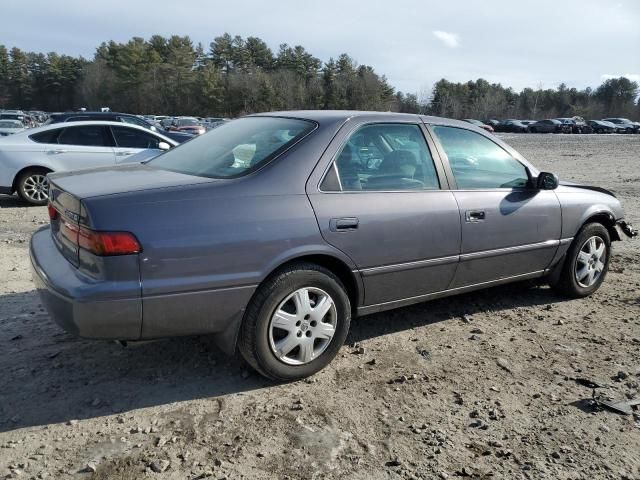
xmin=30 ymin=111 xmax=636 ymax=381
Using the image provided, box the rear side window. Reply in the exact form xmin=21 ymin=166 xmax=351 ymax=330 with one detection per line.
xmin=149 ymin=117 xmax=315 ymax=179
xmin=328 ymin=123 xmax=440 ymax=191
xmin=30 ymin=129 xmax=63 ymax=144
xmin=57 ymin=126 xmax=113 ymax=147
xmin=432 ymin=126 xmax=529 ymax=189
xmin=112 ymin=126 xmax=161 ymax=149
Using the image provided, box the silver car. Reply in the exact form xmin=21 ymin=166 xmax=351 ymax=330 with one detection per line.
xmin=0 ymin=121 xmax=176 ymax=205
xmin=30 ymin=111 xmax=637 ymax=381
xmin=0 ymin=119 xmax=26 ymax=136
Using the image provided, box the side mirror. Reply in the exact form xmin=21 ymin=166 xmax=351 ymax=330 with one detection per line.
xmin=158 ymin=141 xmax=171 ymax=151
xmin=537 ymin=171 xmax=559 ymax=190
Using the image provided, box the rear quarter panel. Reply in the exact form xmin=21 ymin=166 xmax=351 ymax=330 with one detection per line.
xmin=82 ymin=183 xmax=349 ymax=338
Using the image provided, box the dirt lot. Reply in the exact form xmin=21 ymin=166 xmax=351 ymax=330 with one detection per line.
xmin=1 ymin=134 xmax=639 ymax=480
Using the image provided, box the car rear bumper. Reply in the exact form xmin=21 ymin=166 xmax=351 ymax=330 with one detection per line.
xmin=30 ymin=227 xmax=143 ymax=339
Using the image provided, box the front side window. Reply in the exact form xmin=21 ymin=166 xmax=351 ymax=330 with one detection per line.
xmin=111 ymin=126 xmax=161 ymax=149
xmin=149 ymin=117 xmax=315 ymax=179
xmin=329 ymin=123 xmax=440 ymax=191
xmin=57 ymin=126 xmax=112 ymax=147
xmin=432 ymin=126 xmax=529 ymax=189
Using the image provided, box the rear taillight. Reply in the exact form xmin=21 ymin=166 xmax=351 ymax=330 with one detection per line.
xmin=47 ymin=202 xmax=58 ymax=220
xmin=78 ymin=229 xmax=141 ymax=256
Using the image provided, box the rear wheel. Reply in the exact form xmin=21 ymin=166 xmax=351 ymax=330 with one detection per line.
xmin=552 ymin=223 xmax=610 ymax=298
xmin=16 ymin=169 xmax=50 ymax=206
xmin=238 ymin=263 xmax=351 ymax=381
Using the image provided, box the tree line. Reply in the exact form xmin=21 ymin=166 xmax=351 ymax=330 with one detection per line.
xmin=0 ymin=34 xmax=638 ymax=120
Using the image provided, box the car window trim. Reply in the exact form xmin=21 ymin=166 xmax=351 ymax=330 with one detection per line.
xmin=425 ymin=123 xmax=535 ymax=191
xmin=317 ymin=121 xmax=448 ymax=193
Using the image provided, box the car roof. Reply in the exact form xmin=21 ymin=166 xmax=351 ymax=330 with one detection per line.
xmin=7 ymin=120 xmax=177 ymax=145
xmin=52 ymin=111 xmax=134 ymax=116
xmin=250 ymin=110 xmax=473 ymax=129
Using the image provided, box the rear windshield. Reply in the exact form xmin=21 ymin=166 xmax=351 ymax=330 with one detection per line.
xmin=149 ymin=117 xmax=315 ymax=178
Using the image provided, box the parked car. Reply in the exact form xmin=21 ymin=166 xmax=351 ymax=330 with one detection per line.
xmin=45 ymin=112 xmax=194 ymax=143
xmin=483 ymin=119 xmax=501 ymax=129
xmin=602 ymin=118 xmax=640 ymax=134
xmin=0 ymin=121 xmax=177 ymax=205
xmin=169 ymin=117 xmax=206 ymax=135
xmin=462 ymin=119 xmax=494 ymax=133
xmin=554 ymin=117 xmax=592 ymax=134
xmin=528 ymin=119 xmax=570 ymax=133
xmin=0 ymin=113 xmax=29 ymax=126
xmin=29 ymin=111 xmax=636 ymax=381
xmin=495 ymin=119 xmax=529 ymax=133
xmin=0 ymin=119 xmax=27 ymax=136
xmin=588 ymin=120 xmax=616 ymax=134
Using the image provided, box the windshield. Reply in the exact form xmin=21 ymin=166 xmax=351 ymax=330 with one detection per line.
xmin=149 ymin=116 xmax=316 ymax=179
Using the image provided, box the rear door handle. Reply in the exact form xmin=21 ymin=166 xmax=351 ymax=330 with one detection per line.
xmin=47 ymin=149 xmax=67 ymax=155
xmin=465 ymin=210 xmax=486 ymax=222
xmin=115 ymin=151 xmax=135 ymax=156
xmin=330 ymin=217 xmax=359 ymax=232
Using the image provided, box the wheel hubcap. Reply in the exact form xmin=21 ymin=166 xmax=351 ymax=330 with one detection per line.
xmin=268 ymin=287 xmax=337 ymax=366
xmin=575 ymin=236 xmax=606 ymax=287
xmin=23 ymin=175 xmax=49 ymax=202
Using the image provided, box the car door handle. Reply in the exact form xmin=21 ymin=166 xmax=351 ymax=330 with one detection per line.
xmin=465 ymin=210 xmax=486 ymax=222
xmin=47 ymin=149 xmax=67 ymax=155
xmin=330 ymin=217 xmax=359 ymax=232
xmin=115 ymin=151 xmax=135 ymax=156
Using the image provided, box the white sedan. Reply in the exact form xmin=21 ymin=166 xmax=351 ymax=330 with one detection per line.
xmin=0 ymin=121 xmax=177 ymax=205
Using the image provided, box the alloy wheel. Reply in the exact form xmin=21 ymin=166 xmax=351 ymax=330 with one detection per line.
xmin=23 ymin=174 xmax=49 ymax=202
xmin=268 ymin=287 xmax=337 ymax=365
xmin=575 ymin=236 xmax=606 ymax=287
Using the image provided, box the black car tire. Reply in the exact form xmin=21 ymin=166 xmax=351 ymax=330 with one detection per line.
xmin=552 ymin=223 xmax=611 ymax=298
xmin=238 ymin=262 xmax=351 ymax=381
xmin=530 ymin=127 xmax=537 ymax=133
xmin=16 ymin=168 xmax=50 ymax=206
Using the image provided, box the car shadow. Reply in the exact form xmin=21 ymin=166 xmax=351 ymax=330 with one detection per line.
xmin=0 ymin=194 xmax=32 ymax=208
xmin=347 ymin=280 xmax=567 ymax=344
xmin=0 ymin=282 xmax=567 ymax=433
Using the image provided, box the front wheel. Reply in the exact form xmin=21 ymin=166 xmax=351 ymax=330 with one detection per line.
xmin=16 ymin=169 xmax=50 ymax=206
xmin=238 ymin=263 xmax=351 ymax=381
xmin=552 ymin=223 xmax=611 ymax=298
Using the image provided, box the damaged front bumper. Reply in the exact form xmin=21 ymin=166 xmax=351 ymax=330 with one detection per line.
xmin=615 ymin=220 xmax=638 ymax=239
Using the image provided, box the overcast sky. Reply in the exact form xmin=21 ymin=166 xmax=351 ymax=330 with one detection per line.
xmin=3 ymin=0 xmax=639 ymax=95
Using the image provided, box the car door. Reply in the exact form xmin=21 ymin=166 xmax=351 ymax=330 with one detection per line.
xmin=110 ymin=125 xmax=167 ymax=162
xmin=47 ymin=125 xmax=116 ymax=170
xmin=428 ymin=124 xmax=561 ymax=288
xmin=307 ymin=121 xmax=461 ymax=307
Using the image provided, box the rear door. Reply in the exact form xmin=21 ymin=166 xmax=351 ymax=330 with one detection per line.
xmin=428 ymin=124 xmax=561 ymax=287
xmin=48 ymin=125 xmax=115 ymax=170
xmin=307 ymin=120 xmax=461 ymax=307
xmin=110 ymin=125 xmax=166 ymax=162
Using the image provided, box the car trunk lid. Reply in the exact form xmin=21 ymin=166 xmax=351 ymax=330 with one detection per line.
xmin=47 ymin=164 xmax=216 ymax=267
xmin=46 ymin=163 xmax=215 ymax=199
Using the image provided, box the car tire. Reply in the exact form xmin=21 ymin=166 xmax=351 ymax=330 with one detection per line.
xmin=530 ymin=127 xmax=537 ymax=133
xmin=238 ymin=262 xmax=351 ymax=381
xmin=16 ymin=168 xmax=50 ymax=206
xmin=552 ymin=223 xmax=611 ymax=298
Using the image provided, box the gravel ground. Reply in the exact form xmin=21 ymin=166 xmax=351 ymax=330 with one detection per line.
xmin=0 ymin=134 xmax=639 ymax=480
